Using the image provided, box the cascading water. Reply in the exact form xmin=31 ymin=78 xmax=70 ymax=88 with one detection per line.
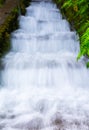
xmin=0 ymin=0 xmax=89 ymax=130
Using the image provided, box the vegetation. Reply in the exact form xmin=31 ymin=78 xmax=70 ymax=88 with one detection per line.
xmin=54 ymin=0 xmax=89 ymax=60
xmin=1 ymin=0 xmax=89 ymax=63
xmin=0 ymin=0 xmax=30 ymax=57
xmin=0 ymin=0 xmax=5 ymax=7
xmin=0 ymin=8 xmax=19 ymax=57
xmin=19 ymin=0 xmax=30 ymax=15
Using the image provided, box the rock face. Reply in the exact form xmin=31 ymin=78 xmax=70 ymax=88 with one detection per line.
xmin=0 ymin=0 xmax=17 ymax=25
xmin=0 ymin=0 xmax=30 ymax=57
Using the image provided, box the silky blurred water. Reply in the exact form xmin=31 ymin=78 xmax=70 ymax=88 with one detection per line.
xmin=0 ymin=0 xmax=89 ymax=130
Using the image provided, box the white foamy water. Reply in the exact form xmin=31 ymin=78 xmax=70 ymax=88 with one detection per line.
xmin=0 ymin=0 xmax=89 ymax=130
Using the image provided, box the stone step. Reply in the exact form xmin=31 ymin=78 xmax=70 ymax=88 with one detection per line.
xmin=12 ymin=29 xmax=76 ymax=40
xmin=2 ymin=52 xmax=79 ymax=69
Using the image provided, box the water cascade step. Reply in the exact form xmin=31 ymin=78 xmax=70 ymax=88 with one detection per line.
xmin=0 ymin=0 xmax=89 ymax=130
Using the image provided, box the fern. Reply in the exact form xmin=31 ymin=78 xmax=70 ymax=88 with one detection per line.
xmin=62 ymin=0 xmax=72 ymax=9
xmin=56 ymin=0 xmax=89 ymax=61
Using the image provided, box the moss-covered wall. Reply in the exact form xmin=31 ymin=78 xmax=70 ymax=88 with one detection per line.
xmin=0 ymin=0 xmax=5 ymax=7
xmin=0 ymin=8 xmax=18 ymax=57
xmin=0 ymin=0 xmax=30 ymax=58
xmin=54 ymin=0 xmax=89 ymax=60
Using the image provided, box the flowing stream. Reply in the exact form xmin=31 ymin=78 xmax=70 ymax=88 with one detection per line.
xmin=0 ymin=0 xmax=89 ymax=130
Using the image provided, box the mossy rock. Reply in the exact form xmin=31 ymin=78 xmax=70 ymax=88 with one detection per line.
xmin=0 ymin=0 xmax=30 ymax=58
xmin=0 ymin=0 xmax=5 ymax=7
xmin=0 ymin=7 xmax=19 ymax=57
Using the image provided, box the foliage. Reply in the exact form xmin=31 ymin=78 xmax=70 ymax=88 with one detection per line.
xmin=0 ymin=0 xmax=5 ymax=7
xmin=77 ymin=28 xmax=89 ymax=59
xmin=86 ymin=61 xmax=89 ymax=68
xmin=54 ymin=0 xmax=89 ymax=60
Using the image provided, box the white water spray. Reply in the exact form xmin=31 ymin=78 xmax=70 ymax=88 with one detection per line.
xmin=0 ymin=1 xmax=89 ymax=130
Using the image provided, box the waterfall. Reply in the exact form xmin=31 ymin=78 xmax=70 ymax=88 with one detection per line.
xmin=0 ymin=0 xmax=89 ymax=130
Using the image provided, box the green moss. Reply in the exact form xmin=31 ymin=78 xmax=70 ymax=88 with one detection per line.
xmin=0 ymin=0 xmax=30 ymax=58
xmin=20 ymin=0 xmax=30 ymax=15
xmin=86 ymin=62 xmax=89 ymax=68
xmin=0 ymin=8 xmax=19 ymax=57
xmin=0 ymin=0 xmax=5 ymax=7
